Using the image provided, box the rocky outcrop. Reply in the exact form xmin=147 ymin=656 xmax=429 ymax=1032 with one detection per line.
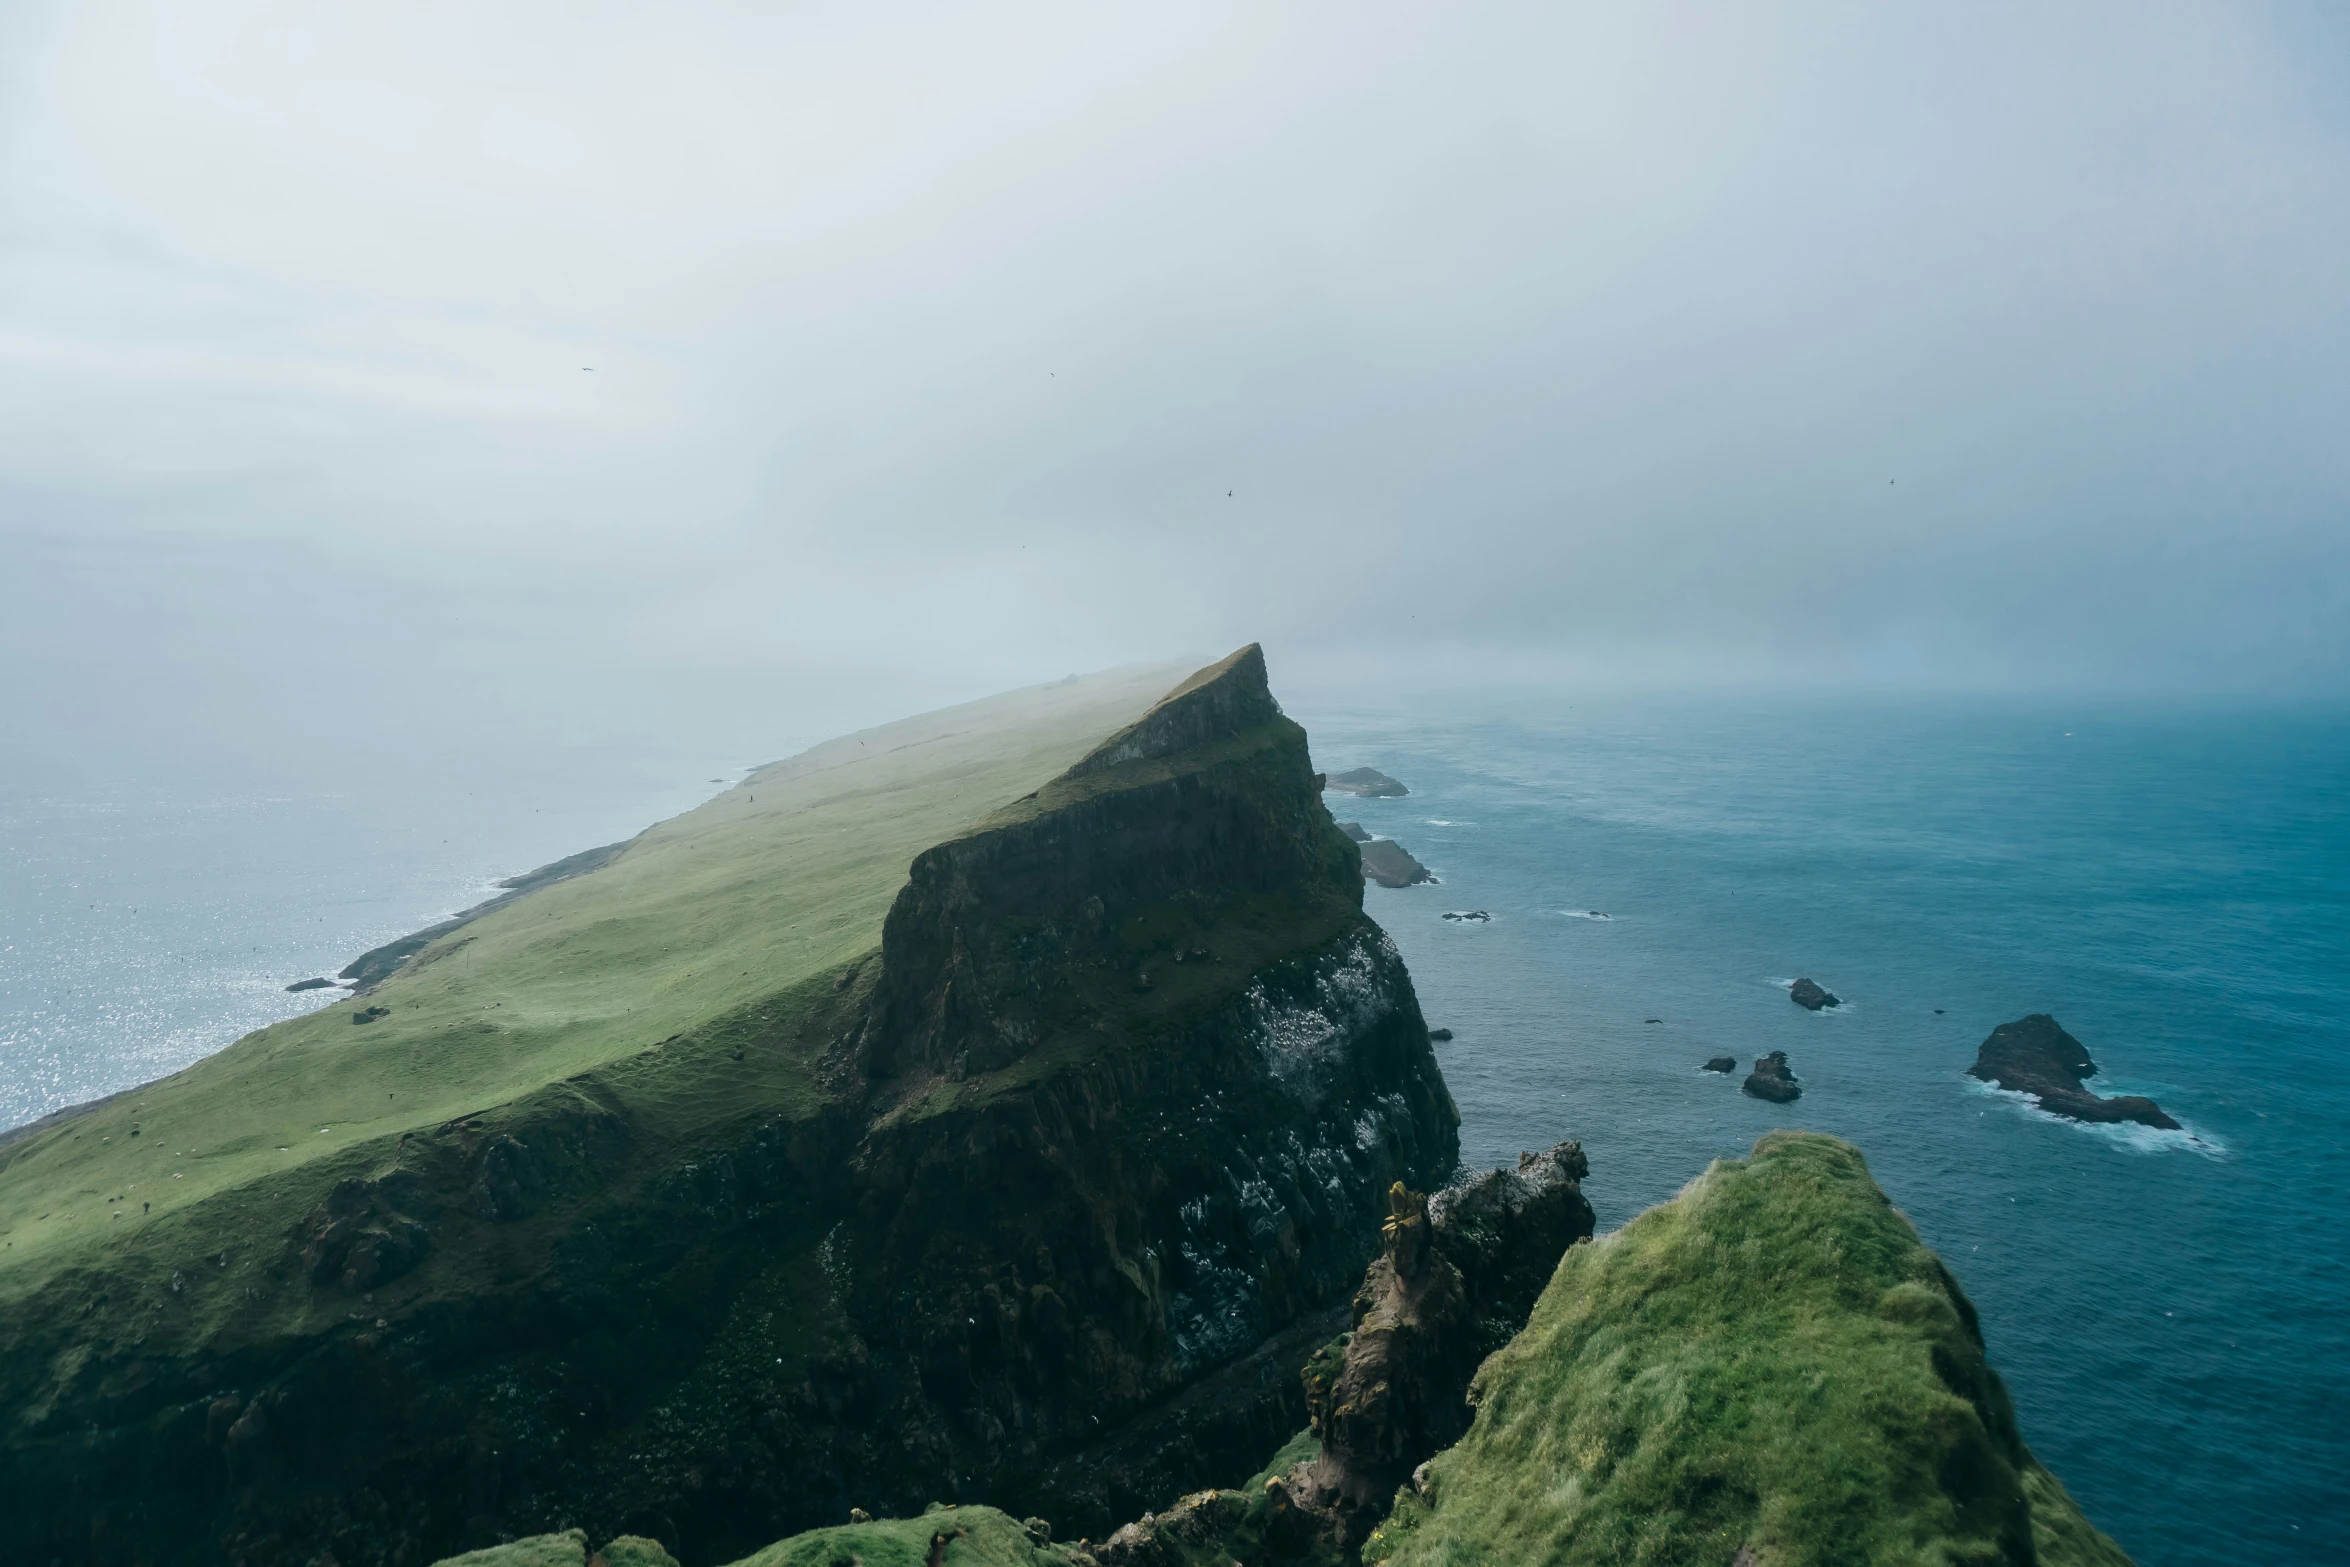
xmin=1076 ymin=1144 xmax=1592 ymax=1565
xmin=1334 ymin=822 xmax=1372 ymax=844
xmin=1743 ymin=1051 xmax=1801 ymax=1102
xmin=1357 ymin=841 xmax=1435 ymax=889
xmin=1968 ymin=1014 xmax=2179 ymax=1130
xmin=1323 ymin=769 xmax=1408 ymax=799
xmin=1702 ymin=1056 xmax=1737 ymax=1074
xmin=1789 ymin=977 xmax=1840 ymax=1011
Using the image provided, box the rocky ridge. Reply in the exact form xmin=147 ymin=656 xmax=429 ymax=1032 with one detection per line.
xmin=0 ymin=648 xmax=1458 ymax=1567
xmin=1968 ymin=1014 xmax=2179 ymax=1130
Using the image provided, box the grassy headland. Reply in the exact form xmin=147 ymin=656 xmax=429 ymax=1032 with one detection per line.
xmin=1366 ymin=1132 xmax=2132 ymax=1566
xmin=0 ymin=650 xmax=1460 ymax=1566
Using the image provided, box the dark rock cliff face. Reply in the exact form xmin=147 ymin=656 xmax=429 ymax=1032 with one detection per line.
xmin=1969 ymin=1014 xmax=2178 ymax=1130
xmin=1087 ymin=1144 xmax=1593 ymax=1565
xmin=2 ymin=647 xmax=1458 ymax=1567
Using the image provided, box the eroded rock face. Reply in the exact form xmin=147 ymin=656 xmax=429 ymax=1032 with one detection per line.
xmin=1284 ymin=1144 xmax=1594 ymax=1552
xmin=1356 ymin=841 xmax=1435 ymax=889
xmin=1969 ymin=1014 xmax=2179 ymax=1130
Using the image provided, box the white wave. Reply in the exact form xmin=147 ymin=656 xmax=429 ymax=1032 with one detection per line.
xmin=1963 ymin=1075 xmax=2226 ymax=1158
xmin=1558 ymin=909 xmax=1614 ymax=921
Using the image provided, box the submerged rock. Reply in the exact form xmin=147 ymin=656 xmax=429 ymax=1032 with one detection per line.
xmin=1324 ymin=767 xmax=1409 ymax=798
xmin=1743 ymin=1051 xmax=1801 ymax=1103
xmin=1426 ymin=1028 xmax=1453 ymax=1043
xmin=284 ymin=977 xmax=336 ymax=992
xmin=1968 ymin=1014 xmax=2179 ymax=1130
xmin=1703 ymin=1056 xmax=1737 ymax=1074
xmin=1789 ymin=977 xmax=1840 ymax=1011
xmin=1287 ymin=1143 xmax=1595 ymax=1551
xmin=1439 ymin=910 xmax=1490 ymax=923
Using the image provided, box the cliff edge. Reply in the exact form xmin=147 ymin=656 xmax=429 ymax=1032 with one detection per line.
xmin=0 ymin=648 xmax=1458 ymax=1567
xmin=1363 ymin=1133 xmax=2132 ymax=1566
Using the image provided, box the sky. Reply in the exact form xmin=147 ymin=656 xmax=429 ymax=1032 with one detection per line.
xmin=3 ymin=0 xmax=2347 ymax=778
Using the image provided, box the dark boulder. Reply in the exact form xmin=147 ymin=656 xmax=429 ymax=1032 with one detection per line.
xmin=1789 ymin=978 xmax=1840 ymax=1011
xmin=1968 ymin=1014 xmax=2180 ymax=1130
xmin=1743 ymin=1051 xmax=1801 ymax=1103
xmin=285 ymin=977 xmax=336 ymax=993
xmin=1702 ymin=1056 xmax=1737 ymax=1074
xmin=1426 ymin=1028 xmax=1452 ymax=1043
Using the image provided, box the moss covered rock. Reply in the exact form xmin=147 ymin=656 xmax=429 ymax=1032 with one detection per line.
xmin=1364 ymin=1132 xmax=2131 ymax=1567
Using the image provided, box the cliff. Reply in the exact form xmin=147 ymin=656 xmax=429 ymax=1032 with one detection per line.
xmin=0 ymin=648 xmax=1458 ymax=1567
xmin=1362 ymin=1133 xmax=2132 ymax=1566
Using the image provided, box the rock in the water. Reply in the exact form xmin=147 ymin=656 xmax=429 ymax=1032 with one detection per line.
xmin=285 ymin=977 xmax=336 ymax=992
xmin=1789 ymin=977 xmax=1840 ymax=1011
xmin=1334 ymin=820 xmax=1373 ymax=843
xmin=1325 ymin=766 xmax=1409 ymax=798
xmin=1743 ymin=1051 xmax=1801 ymax=1102
xmin=1968 ymin=1014 xmax=2180 ymax=1130
xmin=1703 ymin=1056 xmax=1737 ymax=1074
xmin=1359 ymin=838 xmax=1436 ymax=888
xmin=1427 ymin=1028 xmax=1453 ymax=1042
xmin=1440 ymin=910 xmax=1490 ymax=923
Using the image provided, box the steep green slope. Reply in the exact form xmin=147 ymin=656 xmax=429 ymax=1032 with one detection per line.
xmin=1366 ymin=1133 xmax=2131 ymax=1567
xmin=0 ymin=648 xmax=1459 ymax=1567
xmin=0 ymin=660 xmax=1188 ymax=1296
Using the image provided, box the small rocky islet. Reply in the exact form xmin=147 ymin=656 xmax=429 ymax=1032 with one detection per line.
xmin=1742 ymin=1050 xmax=1802 ymax=1103
xmin=1323 ymin=766 xmax=1410 ymax=798
xmin=1969 ymin=1013 xmax=2179 ymax=1130
xmin=1788 ymin=976 xmax=1841 ymax=1010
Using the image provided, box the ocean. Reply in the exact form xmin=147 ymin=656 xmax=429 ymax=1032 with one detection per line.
xmin=3 ymin=694 xmax=2343 ymax=1563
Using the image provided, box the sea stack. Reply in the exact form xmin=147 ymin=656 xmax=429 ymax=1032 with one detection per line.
xmin=1968 ymin=1014 xmax=2179 ymax=1130
xmin=1743 ymin=1051 xmax=1801 ymax=1102
xmin=1789 ymin=977 xmax=1840 ymax=1011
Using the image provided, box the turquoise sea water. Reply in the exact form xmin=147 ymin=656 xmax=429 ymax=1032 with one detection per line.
xmin=1306 ymin=695 xmax=2349 ymax=1566
xmin=3 ymin=697 xmax=2343 ymax=1562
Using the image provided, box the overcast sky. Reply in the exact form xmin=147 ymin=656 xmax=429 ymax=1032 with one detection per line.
xmin=4 ymin=1 xmax=2346 ymax=774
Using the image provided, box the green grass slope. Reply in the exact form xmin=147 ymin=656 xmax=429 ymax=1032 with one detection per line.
xmin=1367 ymin=1132 xmax=2131 ymax=1567
xmin=0 ymin=661 xmax=1187 ymax=1325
